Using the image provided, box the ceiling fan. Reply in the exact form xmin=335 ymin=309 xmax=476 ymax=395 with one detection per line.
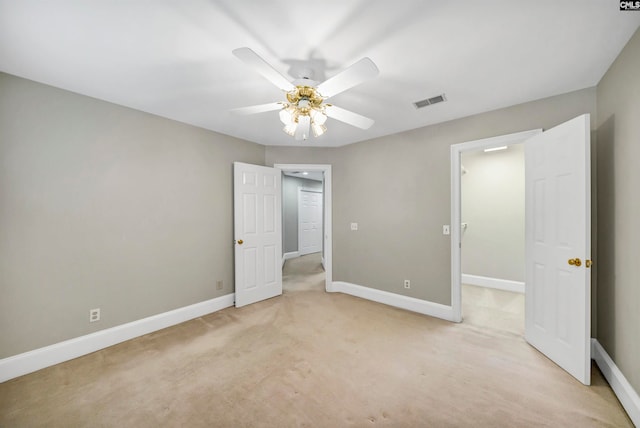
xmin=231 ymin=47 xmax=379 ymax=141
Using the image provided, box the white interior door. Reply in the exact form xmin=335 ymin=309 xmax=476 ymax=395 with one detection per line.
xmin=234 ymin=162 xmax=282 ymax=307
xmin=524 ymin=114 xmax=591 ymax=385
xmin=298 ymin=189 xmax=323 ymax=255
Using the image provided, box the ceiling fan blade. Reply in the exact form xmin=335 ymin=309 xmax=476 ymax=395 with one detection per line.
xmin=230 ymin=102 xmax=283 ymax=115
xmin=325 ymin=105 xmax=374 ymax=130
xmin=233 ymin=47 xmax=295 ymax=92
xmin=316 ymin=57 xmax=379 ymax=99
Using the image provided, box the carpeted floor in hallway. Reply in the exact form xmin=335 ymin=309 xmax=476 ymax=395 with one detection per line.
xmin=462 ymin=283 xmax=525 ymax=336
xmin=0 ymin=253 xmax=632 ymax=427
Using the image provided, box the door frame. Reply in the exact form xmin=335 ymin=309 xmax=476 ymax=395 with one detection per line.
xmin=298 ymin=187 xmax=323 ymax=256
xmin=275 ymin=163 xmax=333 ymax=292
xmin=450 ymin=129 xmax=542 ymax=322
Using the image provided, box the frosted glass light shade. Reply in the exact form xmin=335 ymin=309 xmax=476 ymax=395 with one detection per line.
xmin=279 ymin=108 xmax=293 ymax=125
xmin=311 ymin=122 xmax=326 ymax=137
xmin=283 ymin=123 xmax=296 ymax=136
xmin=312 ymin=110 xmax=327 ymax=125
xmin=295 ymin=115 xmax=310 ymax=141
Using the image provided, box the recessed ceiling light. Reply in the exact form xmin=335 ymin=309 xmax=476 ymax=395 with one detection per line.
xmin=484 ymin=146 xmax=508 ymax=152
xmin=302 ymin=172 xmax=309 ymax=175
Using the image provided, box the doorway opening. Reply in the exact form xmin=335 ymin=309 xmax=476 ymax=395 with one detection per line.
xmin=450 ymin=129 xmax=541 ymax=325
xmin=460 ymin=143 xmax=526 ymax=336
xmin=275 ymin=164 xmax=333 ymax=292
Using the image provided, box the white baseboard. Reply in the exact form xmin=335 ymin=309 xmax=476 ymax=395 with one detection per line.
xmin=284 ymin=251 xmax=299 ymax=260
xmin=591 ymin=339 xmax=640 ymax=426
xmin=282 ymin=251 xmax=299 ymax=267
xmin=0 ymin=293 xmax=235 ymax=383
xmin=331 ymin=281 xmax=455 ymax=322
xmin=462 ymin=274 xmax=525 ymax=293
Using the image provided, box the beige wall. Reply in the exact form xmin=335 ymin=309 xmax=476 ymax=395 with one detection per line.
xmin=461 ymin=144 xmax=525 ymax=282
xmin=265 ymin=146 xmax=332 ymax=167
xmin=0 ymin=73 xmax=265 ymax=358
xmin=596 ymin=28 xmax=640 ymax=393
xmin=267 ymin=87 xmax=596 ymax=304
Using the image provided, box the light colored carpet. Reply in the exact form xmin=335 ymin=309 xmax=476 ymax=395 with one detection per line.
xmin=0 ymin=253 xmax=632 ymax=427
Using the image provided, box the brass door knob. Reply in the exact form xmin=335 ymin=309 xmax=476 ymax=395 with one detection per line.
xmin=237 ymin=239 xmax=243 ymax=245
xmin=568 ymin=258 xmax=582 ymax=267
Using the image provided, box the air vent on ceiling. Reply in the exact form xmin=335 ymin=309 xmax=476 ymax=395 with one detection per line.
xmin=414 ymin=94 xmax=447 ymax=109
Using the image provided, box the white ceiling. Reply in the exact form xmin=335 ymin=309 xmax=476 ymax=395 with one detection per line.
xmin=1 ymin=1 xmax=638 ymax=148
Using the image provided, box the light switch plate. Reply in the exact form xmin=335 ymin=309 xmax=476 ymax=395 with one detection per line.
xmin=443 ymin=225 xmax=450 ymax=235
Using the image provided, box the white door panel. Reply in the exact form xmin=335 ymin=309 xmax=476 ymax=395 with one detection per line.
xmin=299 ymin=189 xmax=323 ymax=255
xmin=525 ymin=114 xmax=591 ymax=385
xmin=234 ymin=162 xmax=282 ymax=307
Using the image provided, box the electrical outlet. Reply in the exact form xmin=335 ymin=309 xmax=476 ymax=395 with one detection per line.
xmin=216 ymin=280 xmax=223 ymax=290
xmin=89 ymin=308 xmax=100 ymax=323
xmin=350 ymin=222 xmax=358 ymax=231
xmin=404 ymin=280 xmax=410 ymax=289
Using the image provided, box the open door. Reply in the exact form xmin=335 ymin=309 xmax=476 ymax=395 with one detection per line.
xmin=234 ymin=162 xmax=282 ymax=307
xmin=524 ymin=114 xmax=591 ymax=385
